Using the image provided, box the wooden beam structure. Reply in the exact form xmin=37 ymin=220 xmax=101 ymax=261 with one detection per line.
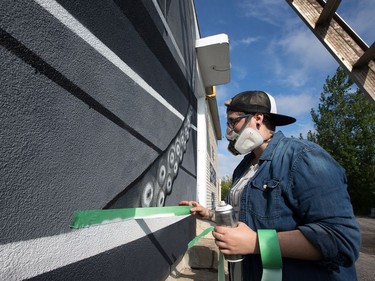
xmin=286 ymin=0 xmax=375 ymax=103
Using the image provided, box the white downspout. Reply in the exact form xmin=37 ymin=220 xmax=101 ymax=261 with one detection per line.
xmin=196 ymin=96 xmax=207 ymax=207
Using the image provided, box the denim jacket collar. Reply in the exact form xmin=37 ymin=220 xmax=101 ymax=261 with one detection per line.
xmin=259 ymin=131 xmax=285 ymax=162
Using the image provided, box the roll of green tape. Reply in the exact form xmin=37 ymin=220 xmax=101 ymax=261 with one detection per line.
xmin=257 ymin=229 xmax=282 ymax=281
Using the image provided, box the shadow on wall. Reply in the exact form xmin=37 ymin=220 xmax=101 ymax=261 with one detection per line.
xmin=105 ymin=106 xmax=194 ymax=209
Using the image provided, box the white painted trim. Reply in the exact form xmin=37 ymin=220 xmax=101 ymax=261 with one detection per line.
xmin=196 ymin=97 xmax=207 ymax=207
xmin=190 ymin=0 xmax=201 ymax=40
xmin=0 ymin=216 xmax=188 ymax=281
xmin=33 ymin=0 xmax=185 ymax=121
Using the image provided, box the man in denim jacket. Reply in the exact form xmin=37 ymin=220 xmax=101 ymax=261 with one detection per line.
xmin=181 ymin=91 xmax=360 ymax=281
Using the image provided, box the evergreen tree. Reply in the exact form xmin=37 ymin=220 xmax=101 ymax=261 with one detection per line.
xmin=309 ymin=67 xmax=375 ymax=215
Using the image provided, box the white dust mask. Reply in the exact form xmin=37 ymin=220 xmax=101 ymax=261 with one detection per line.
xmin=232 ymin=127 xmax=264 ymax=154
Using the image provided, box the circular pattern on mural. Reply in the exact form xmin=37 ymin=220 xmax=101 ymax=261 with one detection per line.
xmin=173 ymin=161 xmax=179 ymax=176
xmin=168 ymin=145 xmax=176 ymax=169
xmin=141 ymin=182 xmax=154 ymax=207
xmin=165 ymin=175 xmax=173 ymax=194
xmin=157 ymin=160 xmax=167 ymax=187
xmin=117 ymin=106 xmax=194 ymax=208
xmin=175 ymin=139 xmax=182 ymax=162
xmin=157 ymin=190 xmax=165 ymax=207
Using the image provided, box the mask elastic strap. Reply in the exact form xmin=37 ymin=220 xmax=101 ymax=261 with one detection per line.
xmin=238 ymin=114 xmax=253 ymax=134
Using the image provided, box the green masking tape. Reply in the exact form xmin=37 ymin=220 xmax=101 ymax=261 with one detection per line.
xmin=218 ymin=253 xmax=225 ymax=281
xmin=187 ymin=227 xmax=225 ymax=281
xmin=188 ymin=226 xmax=214 ymax=248
xmin=71 ymin=207 xmax=226 ymax=280
xmin=257 ymin=229 xmax=282 ymax=281
xmin=70 ymin=206 xmax=192 ymax=228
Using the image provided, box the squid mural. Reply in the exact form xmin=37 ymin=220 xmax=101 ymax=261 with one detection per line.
xmin=1 ymin=0 xmax=201 ymax=279
xmin=105 ymin=106 xmax=194 ymax=209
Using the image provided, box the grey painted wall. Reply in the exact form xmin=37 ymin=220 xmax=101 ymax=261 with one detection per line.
xmin=1 ymin=0 xmax=200 ymax=280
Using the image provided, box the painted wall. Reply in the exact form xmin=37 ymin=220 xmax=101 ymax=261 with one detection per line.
xmin=0 ymin=0 xmax=206 ymax=280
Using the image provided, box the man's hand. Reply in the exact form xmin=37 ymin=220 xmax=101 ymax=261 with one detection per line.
xmin=212 ymin=222 xmax=259 ymax=255
xmin=179 ymin=201 xmax=212 ymax=220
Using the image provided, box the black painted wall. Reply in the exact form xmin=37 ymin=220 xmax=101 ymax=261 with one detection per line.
xmin=1 ymin=1 xmax=200 ymax=280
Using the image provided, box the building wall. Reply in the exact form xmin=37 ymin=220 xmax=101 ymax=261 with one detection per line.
xmin=0 ymin=1 xmax=210 ymax=280
xmin=205 ymin=101 xmax=220 ymax=209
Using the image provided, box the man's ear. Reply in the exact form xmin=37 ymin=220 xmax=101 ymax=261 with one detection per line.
xmin=253 ymin=113 xmax=264 ymax=130
xmin=254 ymin=113 xmax=264 ymax=123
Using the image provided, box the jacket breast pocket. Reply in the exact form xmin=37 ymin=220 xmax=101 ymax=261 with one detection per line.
xmin=243 ymin=178 xmax=281 ymax=219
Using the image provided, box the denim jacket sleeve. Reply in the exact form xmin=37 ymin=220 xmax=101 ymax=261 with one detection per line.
xmin=290 ymin=142 xmax=361 ymax=271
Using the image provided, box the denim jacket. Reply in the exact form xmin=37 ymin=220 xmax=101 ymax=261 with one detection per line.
xmin=234 ymin=131 xmax=360 ymax=281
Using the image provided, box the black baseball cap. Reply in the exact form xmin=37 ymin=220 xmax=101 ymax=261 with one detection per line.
xmin=225 ymin=90 xmax=296 ymax=126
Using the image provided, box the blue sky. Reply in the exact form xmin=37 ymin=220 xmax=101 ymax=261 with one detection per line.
xmin=194 ymin=0 xmax=375 ymax=178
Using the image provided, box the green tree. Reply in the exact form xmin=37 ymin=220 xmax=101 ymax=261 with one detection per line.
xmin=309 ymin=67 xmax=375 ymax=215
xmin=220 ymin=176 xmax=232 ymax=201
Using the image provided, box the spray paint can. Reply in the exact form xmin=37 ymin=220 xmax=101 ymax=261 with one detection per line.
xmin=215 ymin=201 xmax=244 ymax=262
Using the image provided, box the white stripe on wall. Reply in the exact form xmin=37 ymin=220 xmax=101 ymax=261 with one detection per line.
xmin=151 ymin=0 xmax=186 ymax=67
xmin=0 ymin=216 xmax=188 ymax=281
xmin=34 ymin=0 xmax=185 ymax=121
